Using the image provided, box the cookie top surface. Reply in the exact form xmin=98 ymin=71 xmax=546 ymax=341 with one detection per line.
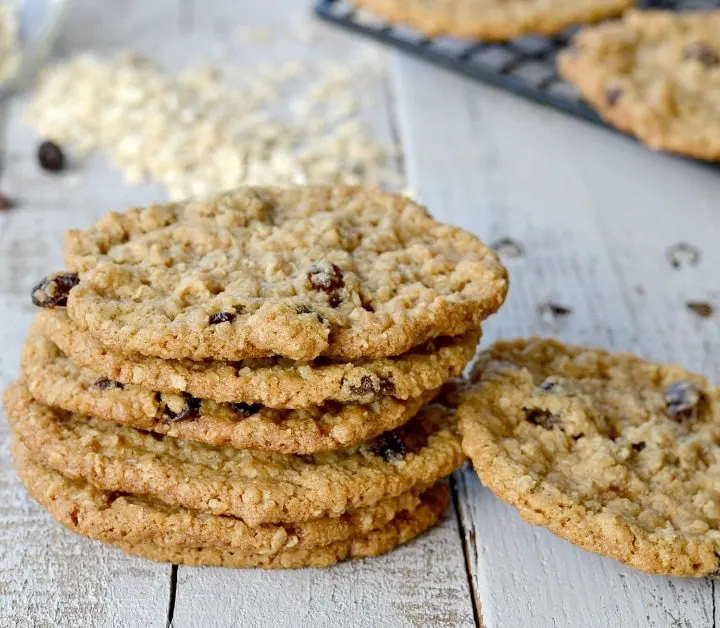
xmin=559 ymin=10 xmax=720 ymax=160
xmin=6 ymin=382 xmax=464 ymax=526
xmin=14 ymin=440 xmax=441 ymax=555
xmin=110 ymin=485 xmax=448 ymax=569
xmin=60 ymin=186 xmax=506 ymax=361
xmin=22 ymin=331 xmax=435 ymax=454
xmin=459 ymin=338 xmax=720 ymax=577
xmin=35 ymin=310 xmax=477 ymax=408
xmin=351 ymin=0 xmax=632 ymax=41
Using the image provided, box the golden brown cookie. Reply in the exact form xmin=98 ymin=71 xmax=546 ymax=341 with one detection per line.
xmin=559 ymin=10 xmax=720 ymax=160
xmin=33 ymin=310 xmax=477 ymax=409
xmin=351 ymin=0 xmax=632 ymax=41
xmin=13 ymin=440 xmax=444 ymax=556
xmin=22 ymin=331 xmax=436 ymax=454
xmin=459 ymin=338 xmax=720 ymax=577
xmin=6 ymin=382 xmax=465 ymax=526
xmin=110 ymin=486 xmax=448 ymax=568
xmin=56 ymin=186 xmax=506 ymax=361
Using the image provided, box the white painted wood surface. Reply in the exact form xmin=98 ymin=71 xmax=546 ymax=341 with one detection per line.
xmin=1 ymin=0 xmax=719 ymax=626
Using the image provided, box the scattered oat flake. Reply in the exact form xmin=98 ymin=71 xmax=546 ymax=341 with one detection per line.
xmin=537 ymin=301 xmax=573 ymax=327
xmin=667 ymin=242 xmax=701 ymax=269
xmin=686 ymin=301 xmax=714 ymax=319
xmin=491 ymin=237 xmax=524 ymax=259
xmin=24 ymin=52 xmax=402 ymax=200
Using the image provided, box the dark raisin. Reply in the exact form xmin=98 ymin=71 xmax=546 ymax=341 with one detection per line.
xmin=229 ymin=402 xmax=262 ymax=417
xmin=631 ymin=442 xmax=646 ymax=452
xmin=524 ymin=408 xmax=560 ymax=429
xmin=31 ymin=272 xmax=79 ymax=307
xmin=161 ymin=392 xmax=201 ymax=422
xmin=369 ymin=431 xmax=407 ymax=462
xmin=686 ymin=301 xmax=714 ymax=319
xmin=491 ymin=237 xmax=524 ymax=259
xmin=37 ymin=140 xmax=66 ymax=172
xmin=0 ymin=194 xmax=15 ymax=210
xmin=684 ymin=42 xmax=719 ymax=68
xmin=378 ymin=377 xmax=395 ymax=396
xmin=605 ymin=87 xmax=622 ymax=106
xmin=91 ymin=378 xmax=123 ymax=391
xmin=208 ymin=311 xmax=236 ymax=325
xmin=664 ymin=381 xmax=702 ymax=418
xmin=348 ymin=375 xmax=394 ymax=398
xmin=308 ymin=262 xmax=344 ymax=307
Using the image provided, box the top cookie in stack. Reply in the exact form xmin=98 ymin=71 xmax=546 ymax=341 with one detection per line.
xmin=7 ymin=186 xmax=508 ymax=568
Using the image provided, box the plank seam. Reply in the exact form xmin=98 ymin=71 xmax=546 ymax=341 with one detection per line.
xmin=451 ymin=473 xmax=485 ymax=628
xmin=166 ymin=565 xmax=178 ymax=628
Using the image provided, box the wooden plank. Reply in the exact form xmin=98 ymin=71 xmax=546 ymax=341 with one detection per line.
xmin=0 ymin=0 xmax=190 ymax=626
xmin=392 ymin=54 xmax=719 ymax=628
xmin=169 ymin=4 xmax=474 ymax=627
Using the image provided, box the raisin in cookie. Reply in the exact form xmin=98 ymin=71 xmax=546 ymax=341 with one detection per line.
xmin=6 ymin=382 xmax=464 ymax=526
xmin=14 ymin=440 xmax=443 ymax=556
xmin=559 ymin=11 xmax=720 ymax=160
xmin=58 ymin=186 xmax=506 ymax=361
xmin=34 ymin=310 xmax=477 ymax=409
xmin=22 ymin=331 xmax=437 ymax=454
xmin=459 ymin=338 xmax=720 ymax=577
xmin=110 ymin=486 xmax=448 ymax=569
xmin=351 ymin=0 xmax=632 ymax=41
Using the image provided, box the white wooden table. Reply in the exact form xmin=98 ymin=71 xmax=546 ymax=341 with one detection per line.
xmin=1 ymin=1 xmax=719 ymax=627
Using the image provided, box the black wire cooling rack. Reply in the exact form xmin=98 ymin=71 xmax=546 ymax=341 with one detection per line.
xmin=315 ymin=0 xmax=720 ymax=136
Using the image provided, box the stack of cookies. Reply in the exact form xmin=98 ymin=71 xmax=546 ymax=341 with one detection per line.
xmin=4 ymin=186 xmax=508 ymax=568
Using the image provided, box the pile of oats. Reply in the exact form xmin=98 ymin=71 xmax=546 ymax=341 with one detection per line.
xmin=24 ymin=49 xmax=403 ymax=199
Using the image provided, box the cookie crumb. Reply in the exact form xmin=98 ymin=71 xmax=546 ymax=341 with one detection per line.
xmin=686 ymin=301 xmax=714 ymax=319
xmin=667 ymin=242 xmax=701 ymax=269
xmin=491 ymin=237 xmax=524 ymax=259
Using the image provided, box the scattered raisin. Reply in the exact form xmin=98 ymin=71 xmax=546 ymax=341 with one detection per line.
xmin=229 ymin=402 xmax=262 ymax=417
xmin=0 ymin=194 xmax=15 ymax=210
xmin=605 ymin=87 xmax=622 ymax=106
xmin=524 ymin=408 xmax=560 ymax=429
xmin=37 ymin=140 xmax=66 ymax=172
xmin=369 ymin=431 xmax=407 ymax=462
xmin=31 ymin=272 xmax=79 ymax=307
xmin=91 ymin=378 xmax=124 ymax=391
xmin=684 ymin=42 xmax=719 ymax=67
xmin=686 ymin=301 xmax=714 ymax=319
xmin=664 ymin=380 xmax=702 ymax=418
xmin=161 ymin=392 xmax=201 ymax=422
xmin=537 ymin=301 xmax=572 ymax=327
xmin=209 ymin=311 xmax=236 ymax=325
xmin=491 ymin=237 xmax=524 ymax=259
xmin=631 ymin=442 xmax=646 ymax=452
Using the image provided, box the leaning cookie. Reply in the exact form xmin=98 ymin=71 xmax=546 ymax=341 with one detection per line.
xmin=459 ymin=338 xmax=720 ymax=577
xmin=351 ymin=0 xmax=632 ymax=41
xmin=33 ymin=310 xmax=478 ymax=409
xmin=22 ymin=332 xmax=437 ymax=454
xmin=59 ymin=186 xmax=506 ymax=362
xmin=559 ymin=10 xmax=720 ymax=160
xmin=6 ymin=382 xmax=465 ymax=527
xmin=14 ymin=440 xmax=444 ymax=556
